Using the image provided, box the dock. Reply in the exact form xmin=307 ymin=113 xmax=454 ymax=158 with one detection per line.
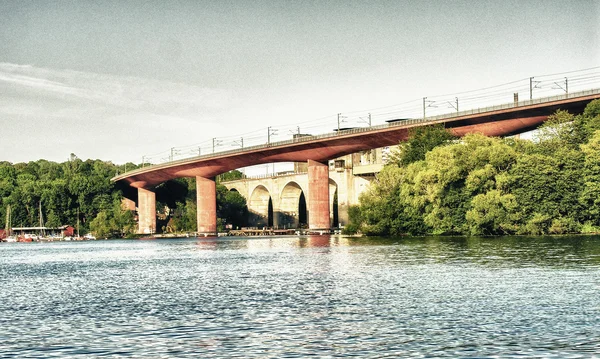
xmin=227 ymin=228 xmax=298 ymax=236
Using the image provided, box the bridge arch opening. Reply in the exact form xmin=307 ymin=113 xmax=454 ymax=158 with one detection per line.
xmin=279 ymin=181 xmax=308 ymax=229
xmin=248 ymin=185 xmax=272 ymax=227
xmin=329 ymin=179 xmax=339 ymax=228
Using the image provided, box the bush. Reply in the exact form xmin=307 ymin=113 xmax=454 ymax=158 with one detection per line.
xmin=343 ymin=205 xmax=362 ymax=235
xmin=520 ymin=213 xmax=552 ymax=235
xmin=549 ymin=217 xmax=581 ymax=234
xmin=580 ymin=222 xmax=600 ymax=234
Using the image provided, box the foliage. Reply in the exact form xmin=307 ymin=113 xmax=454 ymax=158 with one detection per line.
xmin=168 ymin=200 xmax=197 ymax=233
xmin=0 ymin=157 xmax=248 ymax=237
xmin=89 ymin=198 xmax=136 ymax=239
xmin=0 ymin=157 xmax=136 ymax=236
xmin=342 ymin=205 xmax=362 ymax=235
xmin=162 ymin=174 xmax=248 ymax=233
xmin=465 ymin=190 xmax=518 ymax=235
xmin=349 ymin=99 xmax=600 ymax=236
xmin=388 ymin=124 xmax=456 ymax=166
xmin=217 ymin=170 xmax=245 ymax=183
xmin=217 ymin=184 xmax=248 ymax=230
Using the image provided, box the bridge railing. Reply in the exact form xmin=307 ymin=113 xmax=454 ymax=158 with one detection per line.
xmin=238 ymin=169 xmax=309 ymax=181
xmin=115 ymin=88 xmax=600 ymax=179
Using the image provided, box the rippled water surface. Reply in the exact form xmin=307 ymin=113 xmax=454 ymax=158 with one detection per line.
xmin=1 ymin=235 xmax=600 ymax=358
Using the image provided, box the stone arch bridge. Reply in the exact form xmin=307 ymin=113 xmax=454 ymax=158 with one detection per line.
xmin=222 ymin=168 xmax=366 ymax=229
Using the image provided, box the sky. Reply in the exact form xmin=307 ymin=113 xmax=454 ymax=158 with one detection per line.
xmin=1 ymin=0 xmax=599 ymax=168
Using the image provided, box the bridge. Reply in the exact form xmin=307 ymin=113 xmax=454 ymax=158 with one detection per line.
xmin=221 ymin=167 xmax=364 ymax=231
xmin=112 ymin=89 xmax=600 ymax=234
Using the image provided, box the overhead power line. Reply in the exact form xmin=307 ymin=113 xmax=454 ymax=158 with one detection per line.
xmin=135 ymin=67 xmax=600 ymax=165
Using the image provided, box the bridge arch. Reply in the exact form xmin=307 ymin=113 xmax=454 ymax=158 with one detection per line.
xmin=248 ymin=185 xmax=273 ymax=227
xmin=279 ymin=181 xmax=307 ymax=229
xmin=222 ymin=181 xmax=249 ymax=201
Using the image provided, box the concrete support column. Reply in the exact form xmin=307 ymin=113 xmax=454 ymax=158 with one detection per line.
xmin=308 ymin=160 xmax=330 ymax=230
xmin=196 ymin=176 xmax=217 ymax=235
xmin=137 ymin=188 xmax=156 ymax=234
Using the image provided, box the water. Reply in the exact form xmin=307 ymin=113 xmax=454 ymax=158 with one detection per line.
xmin=1 ymin=235 xmax=599 ymax=358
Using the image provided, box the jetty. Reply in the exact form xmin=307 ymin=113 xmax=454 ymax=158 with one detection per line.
xmin=227 ymin=227 xmax=297 ymax=236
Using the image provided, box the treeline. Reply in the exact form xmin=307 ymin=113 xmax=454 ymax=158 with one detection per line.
xmin=347 ymin=99 xmax=600 ymax=236
xmin=0 ymin=155 xmax=139 ymax=237
xmin=0 ymin=154 xmax=248 ymax=238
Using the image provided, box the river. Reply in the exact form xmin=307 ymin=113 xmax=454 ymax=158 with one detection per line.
xmin=0 ymin=235 xmax=599 ymax=358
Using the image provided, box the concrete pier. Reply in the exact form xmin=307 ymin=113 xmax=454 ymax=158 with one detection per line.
xmin=308 ymin=160 xmax=330 ymax=231
xmin=196 ymin=176 xmax=217 ymax=235
xmin=137 ymin=188 xmax=156 ymax=234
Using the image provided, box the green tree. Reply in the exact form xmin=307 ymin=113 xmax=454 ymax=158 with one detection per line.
xmin=579 ymin=130 xmax=600 ymax=225
xmin=217 ymin=170 xmax=245 ymax=183
xmin=508 ymin=148 xmax=584 ymax=234
xmin=342 ymin=205 xmax=362 ymax=235
xmin=534 ymin=110 xmax=580 ymax=149
xmin=465 ymin=190 xmax=518 ymax=235
xmin=0 ymin=156 xmax=141 ymax=237
xmin=388 ymin=124 xmax=456 ymax=166
xmin=216 ymin=184 xmax=247 ymax=230
xmin=89 ymin=211 xmax=112 ymax=238
xmin=45 ymin=210 xmax=62 ymax=228
xmin=169 ymin=199 xmax=197 ymax=232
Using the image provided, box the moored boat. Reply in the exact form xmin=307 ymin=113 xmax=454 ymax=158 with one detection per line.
xmin=5 ymin=235 xmax=17 ymax=243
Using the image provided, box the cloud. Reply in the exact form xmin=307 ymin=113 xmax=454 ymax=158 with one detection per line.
xmin=0 ymin=62 xmax=232 ymax=163
xmin=0 ymin=62 xmax=231 ymax=118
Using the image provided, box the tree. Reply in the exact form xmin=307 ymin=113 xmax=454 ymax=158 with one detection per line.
xmin=89 ymin=211 xmax=112 ymax=238
xmin=168 ymin=200 xmax=197 ymax=232
xmin=0 ymin=157 xmax=141 ymax=237
xmin=216 ymin=184 xmax=247 ymax=230
xmin=579 ymin=130 xmax=600 ymax=225
xmin=576 ymin=99 xmax=600 ymax=144
xmin=388 ymin=124 xmax=456 ymax=167
xmin=217 ymin=170 xmax=245 ymax=183
xmin=45 ymin=210 xmax=62 ymax=228
xmin=465 ymin=190 xmax=518 ymax=235
xmin=89 ymin=197 xmax=136 ymax=238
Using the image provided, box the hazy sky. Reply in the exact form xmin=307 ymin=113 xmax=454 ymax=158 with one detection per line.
xmin=1 ymin=0 xmax=599 ymax=165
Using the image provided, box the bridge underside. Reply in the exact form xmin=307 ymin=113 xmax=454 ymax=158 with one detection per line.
xmin=119 ymin=115 xmax=548 ymax=191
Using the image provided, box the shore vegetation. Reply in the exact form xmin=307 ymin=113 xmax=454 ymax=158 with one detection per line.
xmin=0 ymin=154 xmax=247 ymax=237
xmin=346 ymin=99 xmax=600 ymax=236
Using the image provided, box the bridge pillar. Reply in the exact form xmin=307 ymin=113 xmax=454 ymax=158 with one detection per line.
xmin=196 ymin=176 xmax=217 ymax=235
xmin=308 ymin=160 xmax=330 ymax=231
xmin=137 ymin=188 xmax=156 ymax=234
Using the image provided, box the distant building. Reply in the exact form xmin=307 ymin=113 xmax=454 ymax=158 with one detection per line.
xmin=62 ymin=226 xmax=75 ymax=237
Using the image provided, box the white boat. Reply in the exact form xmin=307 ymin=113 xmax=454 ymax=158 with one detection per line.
xmin=83 ymin=233 xmax=96 ymax=240
xmin=24 ymin=234 xmax=38 ymax=241
xmin=5 ymin=235 xmax=17 ymax=243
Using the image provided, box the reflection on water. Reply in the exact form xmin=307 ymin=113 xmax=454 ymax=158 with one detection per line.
xmin=1 ymin=235 xmax=599 ymax=357
xmin=195 ymin=235 xmax=346 ymax=251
